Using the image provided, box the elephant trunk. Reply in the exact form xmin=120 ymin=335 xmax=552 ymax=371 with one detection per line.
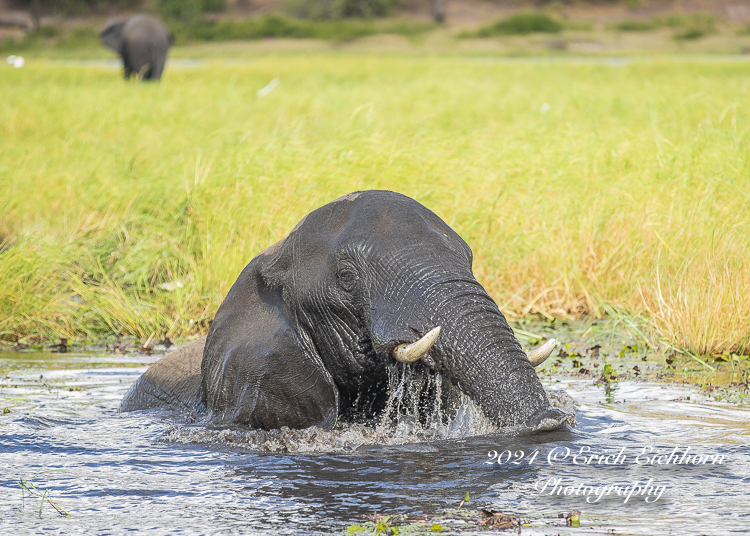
xmin=440 ymin=324 xmax=562 ymax=429
xmin=376 ymin=274 xmax=565 ymax=431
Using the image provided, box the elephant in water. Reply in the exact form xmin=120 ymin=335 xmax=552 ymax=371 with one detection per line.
xmin=121 ymin=191 xmax=571 ymax=432
xmin=101 ymin=15 xmax=171 ymax=81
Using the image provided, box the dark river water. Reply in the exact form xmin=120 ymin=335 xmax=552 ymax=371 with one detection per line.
xmin=1 ymin=348 xmax=749 ymax=535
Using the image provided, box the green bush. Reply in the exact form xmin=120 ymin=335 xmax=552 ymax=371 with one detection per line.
xmin=673 ymin=27 xmax=709 ymax=40
xmin=462 ymin=13 xmax=563 ymax=38
xmin=608 ymin=13 xmax=717 ymax=37
xmin=666 ymin=14 xmax=716 ymax=40
xmin=656 ymin=13 xmax=716 ymax=29
xmin=334 ymin=0 xmax=394 ymax=18
xmin=611 ymin=20 xmax=656 ymax=32
xmin=34 ymin=25 xmax=61 ymax=39
xmin=154 ymin=0 xmax=226 ymax=22
xmin=154 ymin=0 xmax=199 ymax=21
xmin=284 ymin=0 xmax=395 ymax=20
xmin=201 ymin=0 xmax=227 ymax=13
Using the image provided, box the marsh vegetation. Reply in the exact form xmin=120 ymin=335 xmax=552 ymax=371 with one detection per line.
xmin=1 ymin=54 xmax=748 ymax=362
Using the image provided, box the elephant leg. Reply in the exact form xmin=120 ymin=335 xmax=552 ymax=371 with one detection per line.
xmin=150 ymin=54 xmax=165 ymax=81
xmin=138 ymin=63 xmax=153 ymax=80
xmin=120 ymin=337 xmax=206 ymax=414
xmin=121 ymin=51 xmax=134 ymax=79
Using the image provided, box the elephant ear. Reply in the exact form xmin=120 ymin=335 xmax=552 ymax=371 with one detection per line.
xmin=100 ymin=19 xmax=126 ymax=53
xmin=200 ymin=244 xmax=339 ymax=430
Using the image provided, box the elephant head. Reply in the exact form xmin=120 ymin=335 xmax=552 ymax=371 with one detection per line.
xmin=101 ymin=18 xmax=126 ymax=54
xmin=198 ymin=191 xmax=567 ymax=432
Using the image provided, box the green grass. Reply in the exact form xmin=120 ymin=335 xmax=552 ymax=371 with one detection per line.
xmin=610 ymin=13 xmax=719 ymax=40
xmin=1 ymin=54 xmax=749 ymax=357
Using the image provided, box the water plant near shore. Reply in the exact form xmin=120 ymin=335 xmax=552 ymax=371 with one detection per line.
xmin=18 ymin=475 xmax=69 ymax=518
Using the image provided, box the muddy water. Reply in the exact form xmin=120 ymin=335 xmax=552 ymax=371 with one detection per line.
xmin=1 ymin=346 xmax=749 ymax=535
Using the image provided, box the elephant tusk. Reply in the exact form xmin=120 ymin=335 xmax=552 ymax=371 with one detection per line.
xmin=393 ymin=327 xmax=441 ymax=364
xmin=526 ymin=339 xmax=558 ymax=367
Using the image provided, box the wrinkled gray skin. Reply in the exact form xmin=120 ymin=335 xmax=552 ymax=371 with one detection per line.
xmin=101 ymin=15 xmax=171 ymax=81
xmin=121 ymin=191 xmax=568 ymax=432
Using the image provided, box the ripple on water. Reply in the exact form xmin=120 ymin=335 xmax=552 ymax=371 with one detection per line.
xmin=162 ymin=366 xmax=577 ymax=454
xmin=1 ymin=350 xmax=749 ymax=535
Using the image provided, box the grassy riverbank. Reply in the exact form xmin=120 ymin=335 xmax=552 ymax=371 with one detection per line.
xmin=1 ymin=54 xmax=748 ymax=359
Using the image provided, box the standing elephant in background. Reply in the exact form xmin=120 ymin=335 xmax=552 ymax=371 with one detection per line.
xmin=121 ymin=191 xmax=569 ymax=432
xmin=101 ymin=15 xmax=171 ymax=81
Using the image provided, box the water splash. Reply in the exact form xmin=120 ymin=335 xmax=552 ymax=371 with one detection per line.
xmin=376 ymin=361 xmax=498 ymax=440
xmin=162 ymin=364 xmax=577 ymax=453
xmin=162 ymin=363 xmax=576 ymax=453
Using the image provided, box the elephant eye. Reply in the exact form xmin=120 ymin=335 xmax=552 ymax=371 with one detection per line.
xmin=337 ymin=268 xmax=357 ymax=290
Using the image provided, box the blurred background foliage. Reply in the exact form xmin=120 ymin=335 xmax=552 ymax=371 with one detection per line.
xmin=153 ymin=0 xmax=228 ymax=22
xmin=10 ymin=0 xmax=143 ymax=16
xmin=2 ymin=0 xmax=747 ymax=42
xmin=7 ymin=0 xmax=399 ymax=19
xmin=284 ymin=0 xmax=395 ymax=20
